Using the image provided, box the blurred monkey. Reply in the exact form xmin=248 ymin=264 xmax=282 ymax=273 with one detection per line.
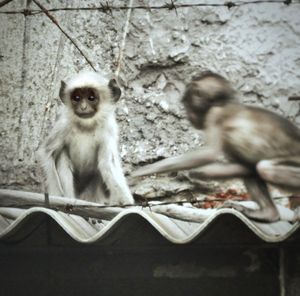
xmin=40 ymin=71 xmax=133 ymax=205
xmin=133 ymin=71 xmax=300 ymax=222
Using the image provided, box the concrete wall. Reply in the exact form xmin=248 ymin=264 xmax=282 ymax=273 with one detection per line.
xmin=0 ymin=0 xmax=300 ymax=195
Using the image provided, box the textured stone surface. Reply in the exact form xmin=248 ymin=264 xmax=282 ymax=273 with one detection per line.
xmin=0 ymin=0 xmax=299 ymax=196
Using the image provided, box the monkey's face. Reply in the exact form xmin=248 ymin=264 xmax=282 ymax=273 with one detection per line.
xmin=70 ymin=88 xmax=99 ymax=118
xmin=182 ymin=89 xmax=210 ymax=129
xmin=182 ymin=75 xmax=234 ymax=130
xmin=184 ymin=103 xmax=207 ymax=129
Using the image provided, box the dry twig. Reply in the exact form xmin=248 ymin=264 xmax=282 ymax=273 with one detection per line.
xmin=0 ymin=0 xmax=13 ymax=9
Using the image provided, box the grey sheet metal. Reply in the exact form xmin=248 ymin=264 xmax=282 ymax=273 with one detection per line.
xmin=0 ymin=205 xmax=299 ymax=244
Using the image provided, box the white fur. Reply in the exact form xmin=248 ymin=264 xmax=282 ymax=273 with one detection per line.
xmin=39 ymin=71 xmax=133 ymax=205
xmin=66 ymin=71 xmax=111 ymax=99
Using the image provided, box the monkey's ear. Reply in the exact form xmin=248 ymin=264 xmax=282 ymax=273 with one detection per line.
xmin=59 ymin=80 xmax=67 ymax=103
xmin=109 ymin=78 xmax=122 ymax=102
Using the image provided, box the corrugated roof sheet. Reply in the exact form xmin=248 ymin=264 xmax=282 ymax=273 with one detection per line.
xmin=1 ymin=202 xmax=299 ymax=244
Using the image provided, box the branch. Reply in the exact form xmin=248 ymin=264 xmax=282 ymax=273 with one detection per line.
xmin=0 ymin=189 xmax=123 ymax=220
xmin=0 ymin=189 xmax=212 ymax=223
xmin=151 ymin=204 xmax=216 ymax=222
xmin=114 ymin=0 xmax=133 ymax=78
xmin=0 ymin=189 xmax=298 ymax=223
xmin=0 ymin=0 xmax=13 ymax=9
xmin=288 ymin=96 xmax=300 ymax=101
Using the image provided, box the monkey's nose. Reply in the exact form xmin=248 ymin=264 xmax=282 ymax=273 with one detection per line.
xmin=80 ymin=102 xmax=87 ymax=110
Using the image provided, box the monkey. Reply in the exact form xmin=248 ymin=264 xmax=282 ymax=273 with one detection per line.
xmin=132 ymin=71 xmax=300 ymax=222
xmin=39 ymin=71 xmax=134 ymax=205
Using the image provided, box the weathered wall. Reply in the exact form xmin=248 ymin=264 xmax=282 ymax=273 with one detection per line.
xmin=0 ymin=0 xmax=300 ymax=195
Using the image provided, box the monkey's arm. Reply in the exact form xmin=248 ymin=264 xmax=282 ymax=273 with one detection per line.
xmin=132 ymin=148 xmax=218 ymax=177
xmin=39 ymin=117 xmax=71 ymax=197
xmin=98 ymin=141 xmax=134 ymax=205
xmin=40 ymin=149 xmax=75 ymax=198
xmin=38 ymin=148 xmax=64 ymax=196
xmin=188 ymin=163 xmax=252 ymax=179
xmin=55 ymin=152 xmax=75 ymax=198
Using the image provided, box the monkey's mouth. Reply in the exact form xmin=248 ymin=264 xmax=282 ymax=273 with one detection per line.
xmin=187 ymin=112 xmax=204 ymax=129
xmin=76 ymin=112 xmax=95 ymax=118
xmin=188 ymin=112 xmax=198 ymax=122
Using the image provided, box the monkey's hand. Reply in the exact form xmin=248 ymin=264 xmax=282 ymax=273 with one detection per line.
xmin=221 ymin=200 xmax=280 ymax=223
xmin=108 ymin=184 xmax=135 ymax=206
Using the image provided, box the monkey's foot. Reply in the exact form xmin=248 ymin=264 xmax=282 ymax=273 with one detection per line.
xmin=222 ymin=201 xmax=280 ymax=223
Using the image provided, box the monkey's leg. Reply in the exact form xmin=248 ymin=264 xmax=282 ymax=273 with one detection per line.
xmin=224 ymin=177 xmax=279 ymax=222
xmin=56 ymin=152 xmax=76 ymax=199
xmin=188 ymin=163 xmax=251 ymax=179
xmin=79 ymin=174 xmax=109 ymax=204
xmin=132 ymin=148 xmax=218 ymax=177
xmin=257 ymin=157 xmax=300 ymax=191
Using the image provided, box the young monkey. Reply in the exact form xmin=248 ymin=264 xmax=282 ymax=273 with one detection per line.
xmin=133 ymin=71 xmax=300 ymax=222
xmin=39 ymin=71 xmax=134 ymax=205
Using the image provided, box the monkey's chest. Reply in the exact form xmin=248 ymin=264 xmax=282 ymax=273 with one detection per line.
xmin=67 ymin=133 xmax=99 ymax=173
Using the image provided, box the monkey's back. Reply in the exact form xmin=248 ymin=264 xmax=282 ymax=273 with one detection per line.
xmin=220 ymin=103 xmax=300 ymax=165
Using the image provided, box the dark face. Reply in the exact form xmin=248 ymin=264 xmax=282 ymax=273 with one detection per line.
xmin=182 ymin=89 xmax=210 ymax=129
xmin=70 ymin=88 xmax=99 ymax=118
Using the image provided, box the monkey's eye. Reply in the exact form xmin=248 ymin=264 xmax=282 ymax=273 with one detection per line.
xmin=88 ymin=96 xmax=95 ymax=101
xmin=72 ymin=95 xmax=81 ymax=102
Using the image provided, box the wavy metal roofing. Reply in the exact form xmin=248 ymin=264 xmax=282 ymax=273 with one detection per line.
xmin=0 ymin=203 xmax=299 ymax=244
